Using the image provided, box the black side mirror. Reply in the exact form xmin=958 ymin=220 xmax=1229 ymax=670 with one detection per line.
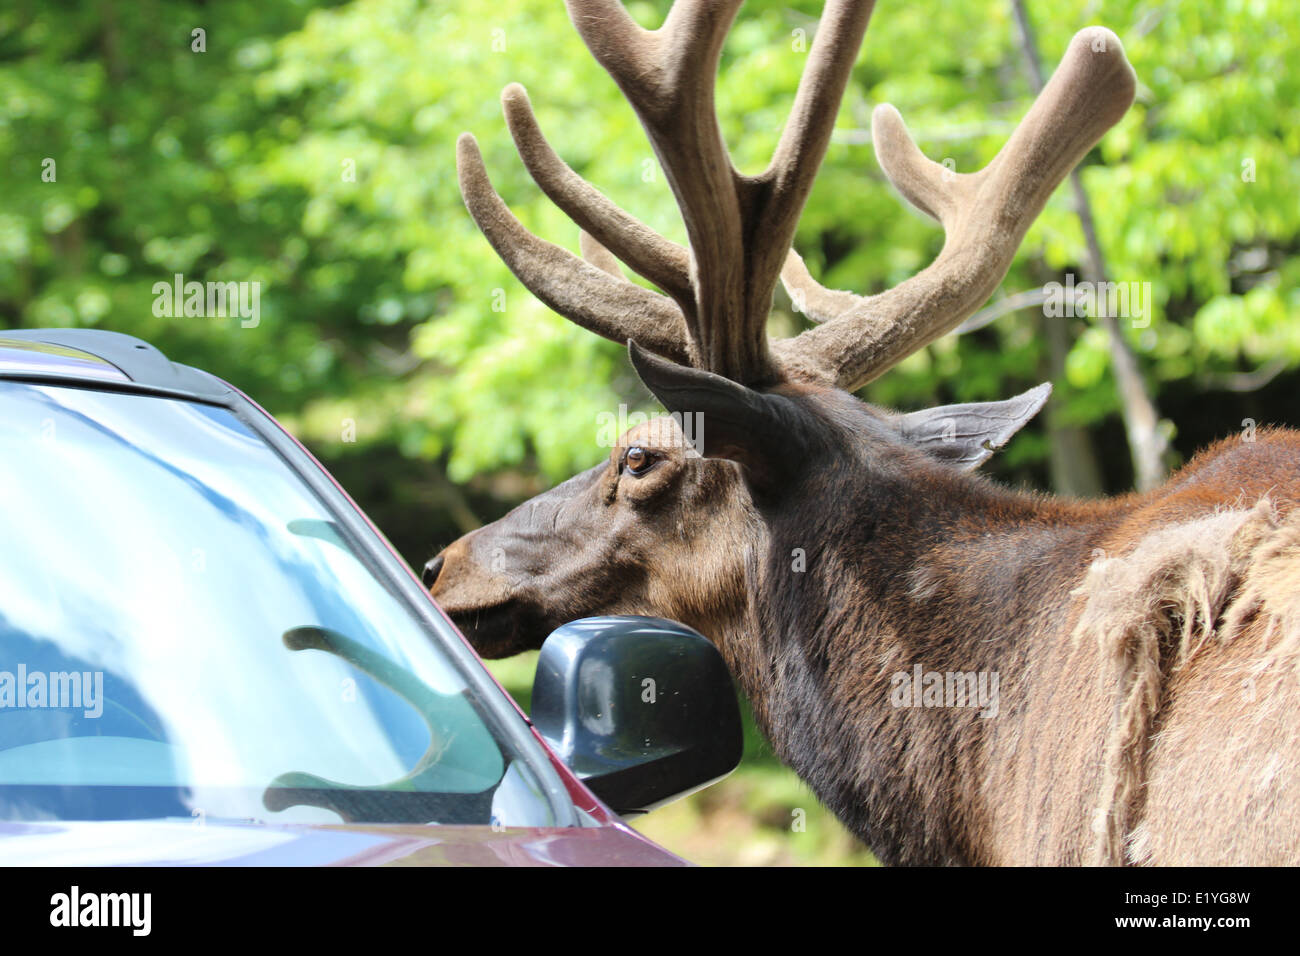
xmin=531 ymin=615 xmax=743 ymax=817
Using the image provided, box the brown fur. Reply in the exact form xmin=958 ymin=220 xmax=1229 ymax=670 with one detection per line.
xmin=1072 ymin=499 xmax=1299 ymax=864
xmin=428 ymin=378 xmax=1300 ymax=865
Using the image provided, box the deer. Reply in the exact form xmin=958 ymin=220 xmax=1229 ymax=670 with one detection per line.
xmin=425 ymin=0 xmax=1300 ymax=865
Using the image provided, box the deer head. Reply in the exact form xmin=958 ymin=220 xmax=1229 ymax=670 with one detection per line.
xmin=428 ymin=0 xmax=1135 ymax=666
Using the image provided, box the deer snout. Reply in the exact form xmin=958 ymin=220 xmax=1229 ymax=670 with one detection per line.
xmin=421 ymin=553 xmax=444 ymax=589
xmin=423 ymin=535 xmax=507 ymax=606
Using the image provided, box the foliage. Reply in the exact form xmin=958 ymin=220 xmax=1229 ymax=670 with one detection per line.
xmin=6 ymin=0 xmax=1299 ymax=492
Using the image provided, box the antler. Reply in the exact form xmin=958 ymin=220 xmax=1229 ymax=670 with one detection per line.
xmin=778 ymin=26 xmax=1137 ymax=390
xmin=458 ymin=0 xmax=873 ymax=385
xmin=456 ymin=4 xmax=1135 ymax=392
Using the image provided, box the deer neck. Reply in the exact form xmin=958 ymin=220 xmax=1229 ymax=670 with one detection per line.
xmin=708 ymin=459 xmax=1112 ymax=864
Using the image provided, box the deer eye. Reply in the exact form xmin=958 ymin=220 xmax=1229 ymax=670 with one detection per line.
xmin=623 ymin=446 xmax=657 ymax=475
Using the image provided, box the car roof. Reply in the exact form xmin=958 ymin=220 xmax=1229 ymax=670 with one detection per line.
xmin=0 ymin=328 xmax=231 ymax=401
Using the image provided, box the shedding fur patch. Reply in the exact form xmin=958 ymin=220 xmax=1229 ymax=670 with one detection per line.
xmin=1070 ymin=499 xmax=1300 ymax=865
xmin=1220 ymin=509 xmax=1300 ymax=667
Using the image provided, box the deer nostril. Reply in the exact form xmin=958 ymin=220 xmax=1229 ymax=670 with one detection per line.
xmin=422 ymin=555 xmax=445 ymax=589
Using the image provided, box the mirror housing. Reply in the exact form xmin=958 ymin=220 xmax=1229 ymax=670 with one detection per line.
xmin=531 ymin=615 xmax=743 ymax=817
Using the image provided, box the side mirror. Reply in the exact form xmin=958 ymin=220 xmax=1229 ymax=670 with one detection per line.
xmin=531 ymin=615 xmax=743 ymax=817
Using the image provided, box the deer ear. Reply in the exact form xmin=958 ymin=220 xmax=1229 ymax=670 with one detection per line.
xmin=628 ymin=341 xmax=802 ymax=488
xmin=895 ymin=383 xmax=1052 ymax=470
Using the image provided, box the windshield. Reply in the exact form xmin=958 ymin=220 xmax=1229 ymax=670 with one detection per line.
xmin=0 ymin=381 xmax=554 ymax=828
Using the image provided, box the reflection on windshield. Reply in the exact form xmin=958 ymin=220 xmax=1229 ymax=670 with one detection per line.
xmin=263 ymin=625 xmax=501 ymax=822
xmin=0 ymin=382 xmax=551 ymax=827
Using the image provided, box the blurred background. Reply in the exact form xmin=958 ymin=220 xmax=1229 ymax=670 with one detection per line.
xmin=2 ymin=0 xmax=1297 ymax=864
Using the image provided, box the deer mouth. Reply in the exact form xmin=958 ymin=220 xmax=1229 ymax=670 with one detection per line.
xmin=437 ymin=598 xmax=551 ymax=659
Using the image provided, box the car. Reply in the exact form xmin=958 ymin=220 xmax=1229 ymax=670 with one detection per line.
xmin=0 ymin=328 xmax=743 ymax=866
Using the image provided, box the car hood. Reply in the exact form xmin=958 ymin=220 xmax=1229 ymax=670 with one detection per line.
xmin=0 ymin=819 xmax=686 ymax=867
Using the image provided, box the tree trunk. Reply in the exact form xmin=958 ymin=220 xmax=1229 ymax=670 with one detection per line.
xmin=1011 ymin=0 xmax=1168 ymax=491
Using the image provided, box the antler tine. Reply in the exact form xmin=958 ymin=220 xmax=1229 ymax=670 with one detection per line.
xmin=455 ymin=133 xmax=693 ymax=365
xmin=781 ymin=248 xmax=859 ymax=324
xmin=751 ymin=1 xmax=874 ymax=307
xmin=780 ymin=27 xmax=1136 ymax=391
xmin=500 ymin=83 xmax=694 ymax=305
xmin=579 ymin=230 xmax=625 ymax=279
xmin=567 ymin=0 xmax=771 ymax=382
